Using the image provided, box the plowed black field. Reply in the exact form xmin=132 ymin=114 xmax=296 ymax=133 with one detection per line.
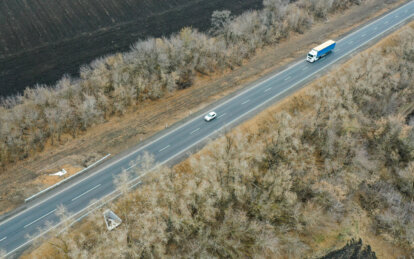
xmin=0 ymin=0 xmax=262 ymax=97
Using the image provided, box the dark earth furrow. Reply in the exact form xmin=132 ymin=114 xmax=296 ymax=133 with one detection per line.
xmin=0 ymin=0 xmax=262 ymax=97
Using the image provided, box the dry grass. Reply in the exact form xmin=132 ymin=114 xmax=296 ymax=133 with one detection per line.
xmin=22 ymin=19 xmax=414 ymax=259
xmin=32 ymin=165 xmax=84 ymax=187
xmin=0 ymin=0 xmax=407 ymax=217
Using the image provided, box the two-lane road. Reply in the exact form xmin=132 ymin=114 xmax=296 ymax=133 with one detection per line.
xmin=1 ymin=2 xmax=414 ymax=257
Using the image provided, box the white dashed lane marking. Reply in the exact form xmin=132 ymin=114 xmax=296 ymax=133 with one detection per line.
xmin=71 ymin=184 xmax=101 ymax=202
xmin=159 ymin=145 xmax=170 ymax=152
xmin=190 ymin=128 xmax=200 ymax=135
xmin=24 ymin=209 xmax=57 ymax=228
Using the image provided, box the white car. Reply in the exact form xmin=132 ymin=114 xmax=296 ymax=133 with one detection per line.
xmin=204 ymin=111 xmax=217 ymax=121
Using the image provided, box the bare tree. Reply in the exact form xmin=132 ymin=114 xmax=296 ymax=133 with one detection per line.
xmin=210 ymin=10 xmax=232 ymax=36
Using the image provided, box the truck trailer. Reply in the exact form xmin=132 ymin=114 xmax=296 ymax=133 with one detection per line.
xmin=307 ymin=40 xmax=336 ymax=62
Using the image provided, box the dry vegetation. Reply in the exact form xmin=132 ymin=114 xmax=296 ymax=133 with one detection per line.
xmin=24 ymin=20 xmax=414 ymax=259
xmin=0 ymin=0 xmax=370 ymax=168
xmin=0 ymin=0 xmax=263 ymax=97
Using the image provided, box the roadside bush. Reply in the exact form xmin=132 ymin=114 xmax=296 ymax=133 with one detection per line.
xmin=26 ymin=21 xmax=414 ymax=259
xmin=396 ymin=162 xmax=414 ymax=199
xmin=210 ymin=10 xmax=232 ymax=36
xmin=0 ymin=0 xmax=366 ymax=167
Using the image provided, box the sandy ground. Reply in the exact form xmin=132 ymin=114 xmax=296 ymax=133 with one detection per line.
xmin=0 ymin=0 xmax=409 ymax=216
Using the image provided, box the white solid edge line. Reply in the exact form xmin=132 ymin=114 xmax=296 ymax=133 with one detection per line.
xmin=71 ymin=184 xmax=102 ymax=202
xmin=190 ymin=128 xmax=200 ymax=134
xmin=59 ymin=6 xmax=414 ymax=230
xmin=24 ymin=209 xmax=57 ymax=229
xmin=7 ymin=190 xmax=122 ymax=257
xmin=4 ymin=3 xmax=414 ymax=257
xmin=5 ymin=0 xmax=414 ymax=238
xmin=2 ymin=1 xmax=412 ymax=230
xmin=0 ymin=237 xmax=6 ymax=242
xmin=0 ymin=55 xmax=304 ymax=230
xmin=24 ymin=154 xmax=111 ymax=203
xmin=155 ymin=12 xmax=414 ymax=169
xmin=130 ymin=181 xmax=142 ymax=189
xmin=336 ymin=1 xmax=413 ymax=43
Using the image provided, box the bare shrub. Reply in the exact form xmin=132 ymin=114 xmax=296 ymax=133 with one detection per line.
xmin=396 ymin=162 xmax=414 ymax=198
xmin=0 ymin=0 xmax=368 ymax=166
xmin=25 ymin=21 xmax=414 ymax=258
xmin=210 ymin=10 xmax=232 ymax=36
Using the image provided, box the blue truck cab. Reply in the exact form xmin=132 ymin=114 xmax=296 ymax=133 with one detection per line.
xmin=307 ymin=40 xmax=336 ymax=62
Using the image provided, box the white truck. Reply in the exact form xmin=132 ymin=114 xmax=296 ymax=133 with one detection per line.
xmin=307 ymin=40 xmax=336 ymax=63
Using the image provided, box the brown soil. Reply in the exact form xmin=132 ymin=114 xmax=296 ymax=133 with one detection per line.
xmin=0 ymin=0 xmax=409 ymax=216
xmin=0 ymin=0 xmax=263 ymax=97
xmin=32 ymin=165 xmax=84 ymax=188
xmin=20 ymin=12 xmax=414 ymax=259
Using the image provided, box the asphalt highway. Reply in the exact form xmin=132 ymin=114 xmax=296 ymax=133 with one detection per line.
xmin=1 ymin=1 xmax=414 ymax=257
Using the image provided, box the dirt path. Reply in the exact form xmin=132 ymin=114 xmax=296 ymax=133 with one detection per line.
xmin=0 ymin=0 xmax=409 ymax=216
